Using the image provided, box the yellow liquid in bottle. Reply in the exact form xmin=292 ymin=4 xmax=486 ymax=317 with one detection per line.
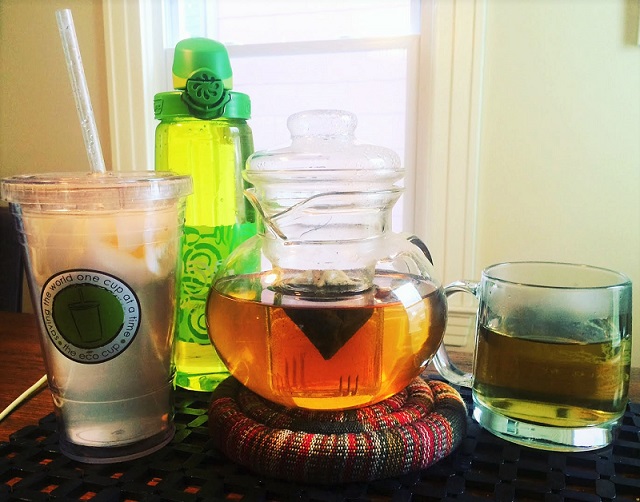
xmin=156 ymin=117 xmax=255 ymax=391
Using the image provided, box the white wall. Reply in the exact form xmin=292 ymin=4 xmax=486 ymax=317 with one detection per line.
xmin=0 ymin=0 xmax=111 ymax=312
xmin=476 ymin=0 xmax=640 ymax=365
xmin=0 ymin=0 xmax=111 ymax=180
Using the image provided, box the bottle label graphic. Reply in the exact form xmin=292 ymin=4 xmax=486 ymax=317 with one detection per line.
xmin=40 ymin=269 xmax=141 ymax=364
xmin=177 ymin=225 xmax=232 ymax=343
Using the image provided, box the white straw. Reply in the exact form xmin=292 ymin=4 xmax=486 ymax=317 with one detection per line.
xmin=56 ymin=9 xmax=106 ymax=174
xmin=0 ymin=375 xmax=48 ymax=423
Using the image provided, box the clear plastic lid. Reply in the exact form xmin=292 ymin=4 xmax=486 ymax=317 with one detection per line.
xmin=245 ymin=110 xmax=403 ymax=189
xmin=1 ymin=171 xmax=193 ymax=210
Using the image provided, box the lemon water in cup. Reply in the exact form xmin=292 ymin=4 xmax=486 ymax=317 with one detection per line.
xmin=1 ymin=171 xmax=192 ymax=463
xmin=435 ymin=261 xmax=632 ymax=452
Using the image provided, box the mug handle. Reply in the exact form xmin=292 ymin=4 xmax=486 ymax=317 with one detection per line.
xmin=432 ymin=280 xmax=479 ymax=388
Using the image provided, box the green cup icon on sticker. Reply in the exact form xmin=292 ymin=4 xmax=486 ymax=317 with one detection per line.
xmin=54 ymin=283 xmax=124 ymax=350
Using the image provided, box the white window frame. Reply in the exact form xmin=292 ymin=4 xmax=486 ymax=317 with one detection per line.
xmin=102 ymin=0 xmax=486 ymax=346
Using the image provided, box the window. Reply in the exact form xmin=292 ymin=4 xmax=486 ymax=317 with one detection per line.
xmin=103 ymin=0 xmax=486 ymax=346
xmin=160 ymin=0 xmax=419 ymax=231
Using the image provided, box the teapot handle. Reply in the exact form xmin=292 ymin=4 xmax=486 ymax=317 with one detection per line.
xmin=406 ymin=234 xmax=434 ymax=265
xmin=432 ymin=280 xmax=479 ymax=388
xmin=402 ymin=235 xmax=474 ymax=387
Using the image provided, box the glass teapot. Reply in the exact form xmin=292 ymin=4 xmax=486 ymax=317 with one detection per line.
xmin=206 ymin=110 xmax=447 ymax=410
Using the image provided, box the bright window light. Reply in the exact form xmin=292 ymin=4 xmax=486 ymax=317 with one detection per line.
xmin=161 ymin=0 xmax=420 ymax=231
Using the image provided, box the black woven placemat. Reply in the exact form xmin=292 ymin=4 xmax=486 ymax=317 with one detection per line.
xmin=1 ymin=378 xmax=638 ymax=501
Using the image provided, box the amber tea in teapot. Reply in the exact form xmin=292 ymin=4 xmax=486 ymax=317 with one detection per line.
xmin=208 ymin=271 xmax=445 ymax=410
xmin=206 ymin=110 xmax=448 ymax=410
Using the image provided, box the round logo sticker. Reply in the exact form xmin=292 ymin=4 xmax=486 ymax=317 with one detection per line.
xmin=40 ymin=269 xmax=141 ymax=364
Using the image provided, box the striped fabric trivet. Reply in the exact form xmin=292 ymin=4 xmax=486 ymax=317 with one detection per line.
xmin=208 ymin=376 xmax=468 ymax=484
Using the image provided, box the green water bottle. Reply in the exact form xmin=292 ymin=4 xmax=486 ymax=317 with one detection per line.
xmin=154 ymin=38 xmax=256 ymax=391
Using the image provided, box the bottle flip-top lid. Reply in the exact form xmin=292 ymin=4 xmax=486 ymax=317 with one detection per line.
xmin=168 ymin=38 xmax=235 ymax=120
xmin=172 ymin=38 xmax=233 ymax=90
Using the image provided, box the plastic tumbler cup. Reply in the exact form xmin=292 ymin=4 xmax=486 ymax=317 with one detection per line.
xmin=1 ymin=171 xmax=192 ymax=463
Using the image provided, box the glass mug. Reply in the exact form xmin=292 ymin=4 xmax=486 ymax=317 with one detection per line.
xmin=436 ymin=261 xmax=632 ymax=452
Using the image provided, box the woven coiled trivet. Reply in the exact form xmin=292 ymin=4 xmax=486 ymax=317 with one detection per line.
xmin=208 ymin=376 xmax=468 ymax=484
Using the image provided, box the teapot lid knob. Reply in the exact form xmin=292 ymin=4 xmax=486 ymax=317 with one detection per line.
xmin=287 ymin=109 xmax=357 ymax=139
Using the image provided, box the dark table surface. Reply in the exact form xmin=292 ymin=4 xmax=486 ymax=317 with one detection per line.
xmin=0 ymin=311 xmax=639 ymax=501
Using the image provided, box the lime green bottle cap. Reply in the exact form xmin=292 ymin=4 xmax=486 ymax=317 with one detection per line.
xmin=172 ymin=38 xmax=233 ymax=90
xmin=154 ymin=91 xmax=251 ymax=121
xmin=171 ymin=38 xmax=235 ymax=120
